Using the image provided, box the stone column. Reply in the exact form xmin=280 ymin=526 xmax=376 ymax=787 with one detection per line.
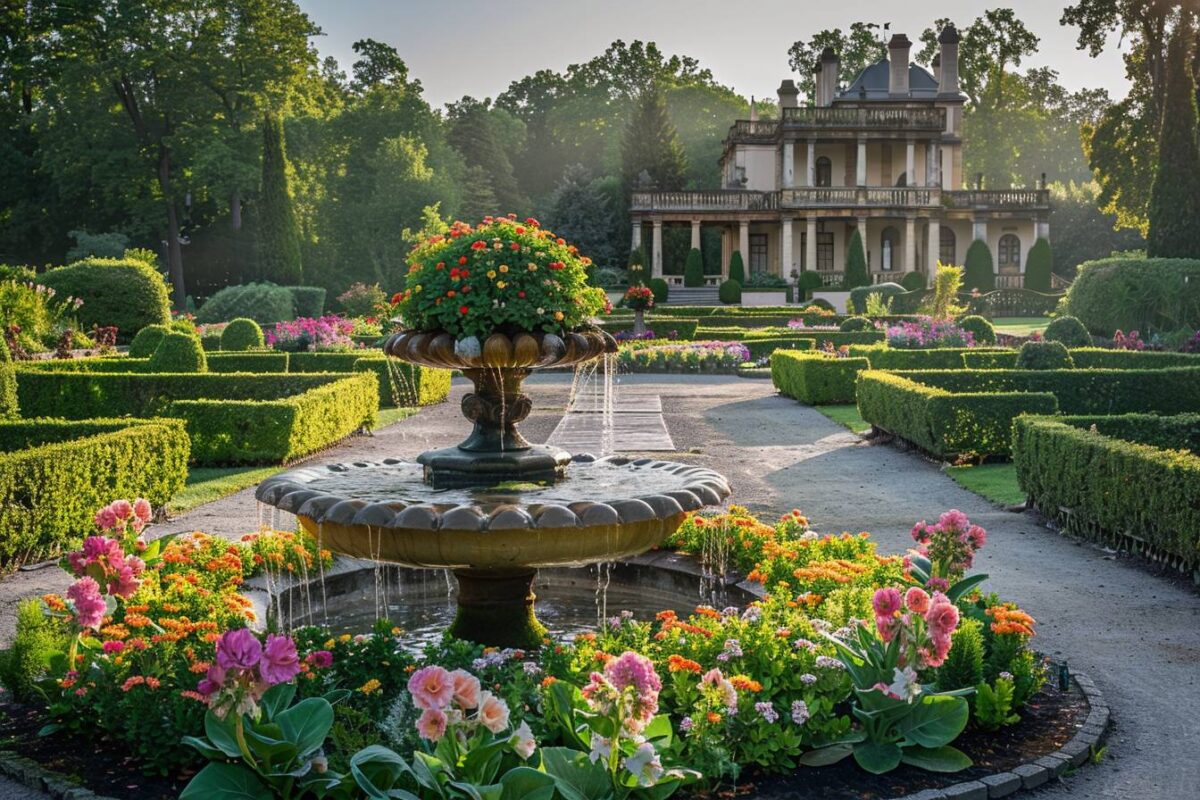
xmin=807 ymin=140 xmax=817 ymax=187
xmin=738 ymin=220 xmax=749 ymax=267
xmin=927 ymin=218 xmax=940 ymax=274
xmin=972 ymin=216 xmax=987 ymax=242
xmin=906 ymin=139 xmax=916 ymax=187
xmin=905 ymin=216 xmax=917 ymax=273
xmin=856 ymin=138 xmax=867 ymax=186
xmin=781 ymin=217 xmax=794 ymax=279
xmin=631 ymin=219 xmax=642 ymax=251
xmin=690 ymin=219 xmax=701 ymax=250
xmin=651 ymin=219 xmax=663 ymax=278
xmin=806 ymin=217 xmax=818 ymax=273
xmin=1037 ymin=218 xmax=1050 ymax=242
xmin=782 ymin=142 xmax=795 ymax=189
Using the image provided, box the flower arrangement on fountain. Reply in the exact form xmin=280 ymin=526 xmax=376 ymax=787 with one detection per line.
xmin=392 ymin=215 xmax=609 ymax=340
xmin=621 ymin=285 xmax=654 ymax=312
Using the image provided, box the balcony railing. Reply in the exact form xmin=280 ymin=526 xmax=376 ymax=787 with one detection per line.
xmin=781 ymin=106 xmax=946 ymax=131
xmin=631 ymin=187 xmax=1049 ymax=214
xmin=724 ymin=119 xmax=781 ymax=141
xmin=943 ymin=189 xmax=1050 ymax=209
xmin=630 ymin=190 xmax=777 ymax=212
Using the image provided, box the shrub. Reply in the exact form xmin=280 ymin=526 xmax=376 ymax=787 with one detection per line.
xmin=287 ymin=286 xmax=327 ymax=318
xmin=1023 ymin=238 xmax=1053 ymax=292
xmin=839 ymin=316 xmax=874 ymax=332
xmin=728 ymin=251 xmax=745 ymax=286
xmin=149 ymin=332 xmax=208 ymax=373
xmin=0 ymin=418 xmax=189 ymax=567
xmin=38 ymin=257 xmax=171 ymax=341
xmin=288 ymin=353 xmax=451 ymax=408
xmin=961 ymin=351 xmax=1018 ymax=369
xmin=900 ymin=271 xmax=926 ymax=291
xmin=797 ymin=271 xmax=824 ymax=299
xmin=129 ymin=324 xmax=172 ymax=357
xmin=618 ymin=341 xmax=751 ymax=373
xmin=206 ymin=352 xmax=290 ymax=373
xmin=771 ymin=351 xmax=870 ymax=405
xmin=957 ymin=315 xmax=996 ymax=344
xmin=200 ymin=331 xmax=223 ymax=351
xmin=844 ymin=228 xmax=869 ymax=288
xmin=939 ymin=619 xmax=985 ymax=692
xmin=718 ymin=279 xmax=742 ymax=304
xmin=740 ymin=338 xmax=815 ymax=360
xmin=0 ymin=359 xmax=15 ymax=421
xmin=196 ymin=282 xmax=296 ymax=324
xmin=806 ymin=297 xmax=834 ymax=311
xmin=929 ymin=264 xmax=967 ymax=320
xmin=1016 ymin=341 xmax=1074 ymax=370
xmin=600 ymin=317 xmax=699 ymax=340
xmin=683 ymin=248 xmax=704 ymax=288
xmin=0 ymin=599 xmax=71 ymax=701
xmin=337 ymin=282 xmax=388 ymax=318
xmin=589 ymin=267 xmax=628 ymax=287
xmin=849 ymin=282 xmax=905 ymax=314
xmin=966 ymin=288 xmax=1063 ymax=319
xmin=1061 ymin=256 xmax=1200 ymax=336
xmin=220 ymin=318 xmax=265 ymax=351
xmin=648 ymin=278 xmax=669 ymax=304
xmin=963 ymin=240 xmax=996 ymax=292
xmin=1043 ymin=315 xmax=1092 ymax=347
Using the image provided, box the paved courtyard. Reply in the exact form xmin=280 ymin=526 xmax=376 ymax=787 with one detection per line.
xmin=2 ymin=373 xmax=1197 ymax=799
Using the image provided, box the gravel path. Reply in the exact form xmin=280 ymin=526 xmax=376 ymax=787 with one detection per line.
xmin=2 ymin=373 xmax=1197 ymax=799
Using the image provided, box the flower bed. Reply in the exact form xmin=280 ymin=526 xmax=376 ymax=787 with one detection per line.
xmin=599 ymin=317 xmax=700 ymax=340
xmin=266 ymin=315 xmax=358 ymax=352
xmin=618 ymin=341 xmax=751 ymax=373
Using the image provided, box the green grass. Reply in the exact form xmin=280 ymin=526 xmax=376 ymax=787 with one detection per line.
xmin=991 ymin=317 xmax=1049 ymax=336
xmin=169 ymin=466 xmax=286 ymax=515
xmin=377 ymin=406 xmax=419 ymax=427
xmin=945 ymin=463 xmax=1024 ymax=506
xmin=815 ymin=404 xmax=871 ymax=434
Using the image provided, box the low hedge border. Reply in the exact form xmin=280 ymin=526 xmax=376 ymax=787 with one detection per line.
xmin=0 ymin=418 xmax=189 ymax=568
xmin=963 ymin=348 xmax=1200 ymax=370
xmin=712 ymin=328 xmax=886 ymax=346
xmin=598 ymin=318 xmax=700 ymax=340
xmin=15 ymin=372 xmax=378 ymax=465
xmin=1014 ymin=414 xmax=1200 ymax=577
xmin=741 ymin=338 xmax=815 ymax=360
xmin=847 ymin=344 xmax=1010 ymax=371
xmin=771 ymin=351 xmax=871 ymax=405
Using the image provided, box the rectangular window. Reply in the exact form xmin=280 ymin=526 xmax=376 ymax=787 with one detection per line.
xmin=749 ymin=233 xmax=768 ymax=273
xmin=817 ymin=232 xmax=834 ymax=271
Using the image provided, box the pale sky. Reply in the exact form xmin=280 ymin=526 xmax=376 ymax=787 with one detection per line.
xmin=297 ymin=0 xmax=1132 ymax=108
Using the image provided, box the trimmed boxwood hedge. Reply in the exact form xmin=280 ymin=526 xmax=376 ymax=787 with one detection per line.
xmin=741 ymin=338 xmax=815 ymax=360
xmin=962 ymin=347 xmax=1200 ymax=370
xmin=772 ymin=350 xmax=870 ymax=405
xmin=0 ymin=418 xmax=189 ymax=568
xmin=15 ymin=372 xmax=378 ymax=464
xmin=286 ymin=353 xmax=451 ymax=408
xmin=1013 ymin=414 xmax=1200 ymax=573
xmin=600 ymin=318 xmax=700 ymax=340
xmin=846 ymin=344 xmax=1009 ymax=371
xmin=38 ymin=258 xmax=172 ymax=342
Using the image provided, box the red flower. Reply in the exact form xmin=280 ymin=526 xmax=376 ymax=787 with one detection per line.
xmin=525 ymin=217 xmax=539 ymax=227
xmin=391 ymin=293 xmax=402 ymax=304
xmin=458 ymin=256 xmax=468 ymax=265
xmin=459 ymin=305 xmax=469 ymax=315
xmin=471 ymin=241 xmax=487 ymax=250
xmin=518 ymin=291 xmax=526 ymax=298
xmin=510 ymin=242 xmax=520 ymax=250
xmin=436 ymin=261 xmax=445 ymax=270
xmin=548 ymin=261 xmax=565 ymax=271
xmin=515 ymin=226 xmax=525 ymax=234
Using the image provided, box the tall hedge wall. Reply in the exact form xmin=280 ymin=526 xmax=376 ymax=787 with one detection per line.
xmin=0 ymin=418 xmax=189 ymax=568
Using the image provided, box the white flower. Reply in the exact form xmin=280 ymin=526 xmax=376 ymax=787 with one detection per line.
xmin=887 ymin=666 xmax=922 ymax=703
xmin=510 ymin=721 xmax=537 ymax=760
xmin=623 ymin=742 xmax=664 ymax=787
xmin=588 ymin=734 xmax=611 ymax=764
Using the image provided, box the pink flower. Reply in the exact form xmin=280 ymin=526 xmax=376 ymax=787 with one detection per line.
xmin=905 ymin=587 xmax=930 ymax=615
xmin=923 ymin=593 xmax=960 ymax=667
xmin=927 ymin=577 xmax=949 ymax=592
xmin=477 ymin=691 xmax=510 ymax=733
xmin=216 ymin=628 xmax=263 ymax=671
xmin=111 ymin=500 xmax=133 ymax=520
xmin=133 ymin=498 xmax=152 ymax=523
xmin=604 ymin=651 xmax=662 ymax=696
xmin=407 ymin=665 xmax=455 ymax=711
xmin=872 ymin=587 xmax=902 ymax=618
xmin=938 ymin=509 xmax=970 ymax=531
xmin=93 ymin=507 xmax=117 ymax=530
xmin=66 ymin=577 xmax=106 ymax=630
xmin=102 ymin=640 xmax=124 ymax=655
xmin=510 ymin=721 xmax=537 ymax=760
xmin=449 ymin=668 xmax=481 ymax=709
xmin=415 ymin=708 xmax=448 ymax=741
xmin=259 ymin=634 xmax=300 ymax=685
xmin=110 ymin=562 xmax=142 ymax=599
xmin=197 ymin=663 xmax=227 ymax=697
xmin=305 ymin=651 xmax=333 ymax=669
xmin=966 ymin=525 xmax=987 ymax=549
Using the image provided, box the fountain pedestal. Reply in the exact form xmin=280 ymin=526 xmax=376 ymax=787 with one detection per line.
xmin=451 ymin=568 xmax=545 ymax=648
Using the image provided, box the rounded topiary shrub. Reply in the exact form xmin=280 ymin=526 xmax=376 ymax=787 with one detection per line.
xmin=849 ymin=282 xmax=905 ymax=314
xmin=220 ymin=318 xmax=265 ymax=351
xmin=1016 ymin=340 xmax=1074 ymax=370
xmin=38 ymin=257 xmax=171 ymax=341
xmin=900 ymin=271 xmax=927 ymax=291
xmin=963 ymin=240 xmax=996 ymax=292
xmin=1043 ymin=315 xmax=1092 ymax=347
xmin=648 ymin=278 xmax=669 ymax=305
xmin=718 ymin=279 xmax=742 ymax=304
xmin=129 ymin=324 xmax=171 ymax=358
xmin=149 ymin=332 xmax=208 ymax=373
xmin=728 ymin=251 xmax=745 ymax=286
xmin=683 ymin=248 xmax=704 ymax=288
xmin=839 ymin=316 xmax=874 ymax=332
xmin=1060 ymin=257 xmax=1200 ymax=335
xmin=805 ymin=297 xmax=835 ymax=311
xmin=957 ymin=315 xmax=996 ymax=344
xmin=1023 ymin=238 xmax=1053 ymax=292
xmin=196 ymin=283 xmax=296 ymax=325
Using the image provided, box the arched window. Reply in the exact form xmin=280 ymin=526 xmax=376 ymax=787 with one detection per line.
xmin=815 ymin=156 xmax=832 ymax=187
xmin=895 ymin=171 xmax=908 ymax=187
xmin=998 ymin=234 xmax=1021 ymax=271
xmin=939 ymin=227 xmax=956 ymax=265
xmin=881 ymin=227 xmax=899 ymax=271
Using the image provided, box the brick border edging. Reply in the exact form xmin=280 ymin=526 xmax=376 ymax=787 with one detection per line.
xmin=888 ymin=671 xmax=1110 ymax=800
xmin=0 ymin=750 xmax=121 ymax=800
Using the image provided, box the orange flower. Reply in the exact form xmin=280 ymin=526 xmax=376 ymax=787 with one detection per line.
xmin=540 ymin=676 xmax=558 ymax=688
xmin=694 ymin=606 xmax=721 ymax=620
xmin=667 ymin=655 xmax=702 ymax=674
xmin=729 ymin=675 xmax=762 ymax=692
xmin=706 ymin=712 xmax=722 ymax=724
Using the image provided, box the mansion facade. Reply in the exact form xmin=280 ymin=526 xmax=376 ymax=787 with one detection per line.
xmin=630 ymin=26 xmax=1051 ymax=289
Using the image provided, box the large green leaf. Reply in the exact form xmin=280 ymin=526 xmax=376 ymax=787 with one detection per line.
xmin=540 ymin=747 xmax=613 ymax=800
xmin=349 ymin=745 xmax=419 ymax=800
xmin=276 ymin=698 xmax=334 ymax=758
xmin=205 ymin=712 xmax=245 ymax=759
xmin=900 ymin=744 xmax=973 ymax=772
xmin=642 ymin=715 xmax=673 ymax=746
xmin=899 ymin=695 xmax=969 ymax=748
xmin=179 ymin=762 xmax=274 ymax=800
xmin=180 ymin=735 xmax=226 ymax=761
xmin=260 ymin=682 xmax=297 ymax=720
xmin=499 ymin=766 xmax=557 ymax=800
xmin=852 ymin=742 xmax=903 ymax=775
xmin=797 ymin=743 xmax=854 ymax=767
xmin=947 ymin=573 xmax=989 ymax=604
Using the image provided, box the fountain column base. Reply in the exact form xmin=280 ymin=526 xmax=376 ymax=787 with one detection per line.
xmin=418 ymin=444 xmax=569 ymax=489
xmin=450 ymin=568 xmax=547 ymax=649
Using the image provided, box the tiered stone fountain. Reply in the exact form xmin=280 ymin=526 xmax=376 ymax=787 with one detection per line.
xmin=256 ymin=328 xmax=731 ymax=648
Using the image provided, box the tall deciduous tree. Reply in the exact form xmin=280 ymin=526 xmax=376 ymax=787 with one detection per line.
xmin=258 ymin=112 xmax=303 ymax=283
xmin=1147 ymin=16 xmax=1200 ymax=258
xmin=621 ymin=82 xmax=688 ymax=197
xmin=787 ymin=23 xmax=887 ymax=101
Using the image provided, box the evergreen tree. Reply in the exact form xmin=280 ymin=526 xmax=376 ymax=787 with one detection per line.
xmin=728 ymin=251 xmax=745 ymax=285
xmin=683 ymin=248 xmax=704 ymax=287
xmin=447 ymin=97 xmax=529 ymax=214
xmin=1023 ymin=238 xmax=1053 ymax=291
xmin=845 ymin=228 xmax=870 ymax=289
xmin=963 ymin=240 xmax=996 ymax=291
xmin=257 ymin=111 xmax=303 ymax=284
xmin=458 ymin=165 xmax=499 ymax=225
xmin=1147 ymin=17 xmax=1200 ymax=258
xmin=543 ymin=165 xmax=621 ymax=270
xmin=621 ymin=82 xmax=688 ymax=196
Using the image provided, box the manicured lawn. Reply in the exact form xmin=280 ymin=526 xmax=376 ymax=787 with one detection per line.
xmin=169 ymin=465 xmax=285 ymax=514
xmin=377 ymin=406 xmax=419 ymax=427
xmin=815 ymin=404 xmax=871 ymax=434
xmin=945 ymin=463 xmax=1024 ymax=506
xmin=992 ymin=317 xmax=1049 ymax=336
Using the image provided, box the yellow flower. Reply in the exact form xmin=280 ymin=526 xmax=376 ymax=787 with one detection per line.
xmin=497 ymin=281 xmax=507 ymax=289
xmin=499 ymin=265 xmax=508 ymax=273
xmin=339 ymin=633 xmax=352 ymax=643
xmin=554 ymin=311 xmax=564 ymax=321
xmin=413 ymin=285 xmax=422 ymax=293
xmin=527 ymin=263 xmax=537 ymax=271
xmin=359 ymin=678 xmax=382 ymax=694
xmin=487 ymin=270 xmax=497 ymax=279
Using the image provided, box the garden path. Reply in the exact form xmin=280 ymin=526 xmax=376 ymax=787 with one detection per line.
xmin=1 ymin=373 xmax=1197 ymax=799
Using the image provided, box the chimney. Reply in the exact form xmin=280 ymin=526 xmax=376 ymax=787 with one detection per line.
xmin=777 ymin=79 xmax=799 ymax=110
xmin=819 ymin=46 xmax=838 ymax=106
xmin=931 ymin=52 xmax=942 ymax=84
xmin=938 ymin=24 xmax=960 ymax=95
xmin=749 ymin=95 xmax=758 ymax=121
xmin=888 ymin=33 xmax=911 ymax=97
xmin=811 ymin=61 xmax=823 ymax=105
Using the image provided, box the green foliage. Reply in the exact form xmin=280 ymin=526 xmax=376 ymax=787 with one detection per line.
xmin=844 ymin=229 xmax=870 ymax=289
xmin=288 ymin=352 xmax=451 ymax=408
xmin=648 ymin=278 xmax=669 ymax=304
xmin=1047 ymin=182 xmax=1145 ymax=279
xmin=1023 ymin=238 xmax=1053 ymax=292
xmin=149 ymin=333 xmax=208 ymax=373
xmin=900 ymin=271 xmax=927 ymax=291
xmin=849 ymin=345 xmax=1009 ymax=371
xmin=797 ymin=270 xmax=824 ymax=299
xmin=286 ymin=286 xmax=326 ymax=318
xmin=38 ymin=258 xmax=171 ymax=341
xmin=129 ymin=324 xmax=171 ymax=358
xmin=336 ymin=282 xmax=388 ymax=318
xmin=1043 ymin=315 xmax=1092 ymax=347
xmin=683 ymin=247 xmax=704 ymax=287
xmin=963 ymin=241 xmax=996 ymax=292
xmin=728 ymin=251 xmax=746 ymax=286
xmin=602 ymin=317 xmax=698 ymax=340
xmin=219 ymin=318 xmax=264 ymax=351
xmin=739 ymin=337 xmax=815 ymax=360
xmin=929 ymin=264 xmax=967 ymax=320
xmin=718 ymin=279 xmax=741 ymax=304
xmin=621 ymin=81 xmax=689 ymax=195
xmin=207 ymin=353 xmax=289 ymax=373
xmin=543 ymin=165 xmax=623 ymax=271
xmin=957 ymin=315 xmax=996 ymax=345
xmin=0 ymin=363 xmax=16 ymax=421
xmin=1016 ymin=341 xmax=1074 ymax=370
xmin=257 ymin=112 xmax=303 ymax=284
xmin=772 ymin=351 xmax=870 ymax=405
xmin=195 ymin=283 xmax=296 ymax=325
xmin=0 ymin=600 xmax=70 ymax=701
xmin=938 ymin=620 xmax=985 ymax=692
xmin=840 ymin=316 xmax=875 ymax=332
xmin=850 ymin=282 xmax=904 ymax=315
xmin=0 ymin=419 xmax=189 ymax=567
xmin=15 ymin=372 xmax=378 ymax=465
xmin=1060 ymin=257 xmax=1200 ymax=335
xmin=1146 ymin=19 xmax=1200 ymax=259
xmin=64 ymin=230 xmax=129 ymax=261
xmin=973 ymin=677 xmax=1020 ymax=730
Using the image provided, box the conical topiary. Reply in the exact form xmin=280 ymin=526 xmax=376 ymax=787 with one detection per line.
xmin=845 ymin=228 xmax=869 ymax=289
xmin=1023 ymin=238 xmax=1052 ymax=292
xmin=728 ymin=251 xmax=745 ymax=286
xmin=963 ymin=240 xmax=996 ymax=292
xmin=683 ymin=248 xmax=704 ymax=287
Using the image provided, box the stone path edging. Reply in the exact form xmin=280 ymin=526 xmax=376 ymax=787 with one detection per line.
xmin=0 ymin=750 xmax=120 ymax=800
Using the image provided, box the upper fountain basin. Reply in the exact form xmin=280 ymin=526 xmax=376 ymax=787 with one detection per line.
xmin=255 ymin=455 xmax=731 ymax=569
xmin=384 ymin=328 xmax=616 ymax=371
